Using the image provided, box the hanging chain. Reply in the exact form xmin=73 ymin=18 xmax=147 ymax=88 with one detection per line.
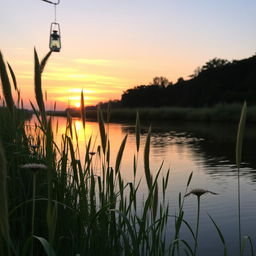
xmin=54 ymin=4 xmax=57 ymax=22
xmin=41 ymin=0 xmax=60 ymax=22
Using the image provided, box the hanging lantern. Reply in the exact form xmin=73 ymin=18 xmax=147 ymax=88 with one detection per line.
xmin=49 ymin=22 xmax=61 ymax=52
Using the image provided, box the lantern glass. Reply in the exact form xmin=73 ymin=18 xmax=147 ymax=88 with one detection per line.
xmin=49 ymin=23 xmax=61 ymax=52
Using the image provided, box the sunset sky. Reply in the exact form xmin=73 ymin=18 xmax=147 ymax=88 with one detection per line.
xmin=1 ymin=0 xmax=256 ymax=110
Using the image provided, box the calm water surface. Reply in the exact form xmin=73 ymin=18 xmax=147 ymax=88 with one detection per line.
xmin=30 ymin=116 xmax=256 ymax=255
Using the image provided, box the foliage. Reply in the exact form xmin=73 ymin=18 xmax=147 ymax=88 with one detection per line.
xmin=121 ymin=55 xmax=256 ymax=108
xmin=201 ymin=58 xmax=229 ymax=72
xmin=150 ymin=76 xmax=171 ymax=88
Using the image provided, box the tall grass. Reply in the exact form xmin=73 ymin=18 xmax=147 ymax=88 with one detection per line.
xmin=0 ymin=49 xmax=254 ymax=255
xmin=0 ymin=49 xmax=177 ymax=255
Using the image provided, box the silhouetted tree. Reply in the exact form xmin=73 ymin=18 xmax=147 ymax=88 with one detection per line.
xmin=176 ymin=77 xmax=185 ymax=84
xmin=97 ymin=100 xmax=122 ymax=109
xmin=189 ymin=66 xmax=202 ymax=78
xmin=151 ymin=76 xmax=170 ymax=87
xmin=202 ymin=58 xmax=229 ymax=71
xmin=120 ymin=55 xmax=256 ymax=108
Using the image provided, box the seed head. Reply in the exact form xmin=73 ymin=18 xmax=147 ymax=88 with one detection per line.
xmin=20 ymin=163 xmax=47 ymax=173
xmin=185 ymin=188 xmax=218 ymax=198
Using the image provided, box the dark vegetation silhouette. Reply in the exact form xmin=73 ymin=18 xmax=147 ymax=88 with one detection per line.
xmin=120 ymin=55 xmax=256 ymax=108
xmin=60 ymin=54 xmax=256 ymax=117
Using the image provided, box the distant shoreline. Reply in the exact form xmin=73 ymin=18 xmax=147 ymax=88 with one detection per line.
xmin=46 ymin=104 xmax=256 ymax=123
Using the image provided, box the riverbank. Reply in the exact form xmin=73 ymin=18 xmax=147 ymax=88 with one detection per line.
xmin=47 ymin=103 xmax=256 ymax=123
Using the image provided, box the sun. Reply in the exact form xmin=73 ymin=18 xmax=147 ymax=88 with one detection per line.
xmin=74 ymin=102 xmax=81 ymax=108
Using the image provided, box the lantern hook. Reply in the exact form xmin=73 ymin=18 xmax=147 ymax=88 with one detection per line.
xmin=41 ymin=0 xmax=60 ymax=5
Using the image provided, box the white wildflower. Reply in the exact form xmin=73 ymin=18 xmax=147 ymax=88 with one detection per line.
xmin=20 ymin=163 xmax=47 ymax=173
xmin=185 ymin=188 xmax=218 ymax=198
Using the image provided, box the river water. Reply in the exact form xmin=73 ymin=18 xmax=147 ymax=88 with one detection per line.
xmin=30 ymin=116 xmax=256 ymax=255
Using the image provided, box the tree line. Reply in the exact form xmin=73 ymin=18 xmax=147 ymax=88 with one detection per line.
xmin=119 ymin=55 xmax=256 ymax=108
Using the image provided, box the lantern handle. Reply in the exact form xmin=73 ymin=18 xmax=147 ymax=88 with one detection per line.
xmin=50 ymin=22 xmax=61 ymax=37
xmin=41 ymin=0 xmax=60 ymax=5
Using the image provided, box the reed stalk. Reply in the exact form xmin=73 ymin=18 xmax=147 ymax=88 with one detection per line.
xmin=194 ymin=196 xmax=200 ymax=255
xmin=236 ymin=102 xmax=247 ymax=255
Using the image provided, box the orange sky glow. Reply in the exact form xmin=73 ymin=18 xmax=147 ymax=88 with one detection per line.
xmin=1 ymin=0 xmax=256 ymax=110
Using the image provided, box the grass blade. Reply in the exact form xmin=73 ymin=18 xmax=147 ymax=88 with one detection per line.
xmin=34 ymin=48 xmax=46 ymax=124
xmin=34 ymin=236 xmax=56 ymax=256
xmin=236 ymin=102 xmax=247 ymax=254
xmin=107 ymin=101 xmax=111 ymax=123
xmin=236 ymin=102 xmax=247 ymax=169
xmin=40 ymin=51 xmax=52 ymax=74
xmin=7 ymin=62 xmax=17 ymax=91
xmin=144 ymin=126 xmax=152 ymax=190
xmin=97 ymin=107 xmax=106 ymax=154
xmin=135 ymin=111 xmax=140 ymax=152
xmin=186 ymin=172 xmax=193 ymax=187
xmin=80 ymin=90 xmax=86 ymax=129
xmin=115 ymin=134 xmax=128 ymax=174
xmin=208 ymin=213 xmax=228 ymax=256
xmin=0 ymin=51 xmax=14 ymax=113
xmin=153 ymin=183 xmax=158 ymax=220
xmin=241 ymin=236 xmax=254 ymax=256
xmin=66 ymin=109 xmax=73 ymax=139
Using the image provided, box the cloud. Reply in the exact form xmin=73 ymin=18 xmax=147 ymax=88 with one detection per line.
xmin=43 ymin=72 xmax=122 ymax=85
xmin=13 ymin=60 xmax=31 ymax=65
xmin=2 ymin=47 xmax=26 ymax=51
xmin=47 ymin=67 xmax=79 ymax=73
xmin=73 ymin=58 xmax=112 ymax=66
